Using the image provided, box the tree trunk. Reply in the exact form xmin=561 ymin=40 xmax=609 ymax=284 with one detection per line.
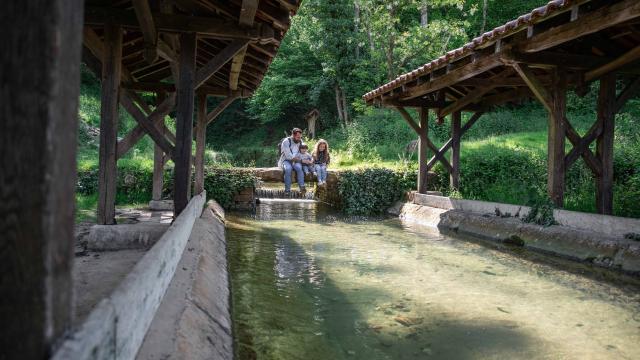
xmin=335 ymin=84 xmax=344 ymax=123
xmin=420 ymin=3 xmax=428 ymax=27
xmin=354 ymin=2 xmax=361 ymax=59
xmin=342 ymin=87 xmax=350 ymax=123
xmin=480 ymin=0 xmax=488 ymax=34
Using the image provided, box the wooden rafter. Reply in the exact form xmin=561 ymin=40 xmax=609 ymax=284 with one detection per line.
xmin=195 ymin=39 xmax=250 ymax=88
xmin=132 ymin=0 xmax=158 ymax=64
xmin=230 ymin=0 xmax=259 ymax=90
xmin=511 ymin=63 xmax=552 ymax=112
xmin=206 ymin=95 xmax=239 ymax=125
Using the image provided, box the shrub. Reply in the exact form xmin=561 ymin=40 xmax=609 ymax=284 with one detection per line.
xmin=203 ymin=167 xmax=257 ymax=209
xmin=338 ymin=168 xmax=414 ymax=215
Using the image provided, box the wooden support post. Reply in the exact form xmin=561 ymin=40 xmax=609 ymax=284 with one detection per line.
xmin=450 ymin=111 xmax=461 ymax=190
xmin=417 ymin=107 xmax=429 ymax=194
xmin=194 ymin=93 xmax=207 ymax=195
xmin=547 ymin=68 xmax=567 ymax=207
xmin=0 ymin=0 xmax=83 ymax=357
xmin=174 ymin=32 xmax=197 ymax=216
xmin=97 ymin=23 xmax=122 ymax=225
xmin=596 ymin=73 xmax=616 ymax=215
xmin=152 ymin=133 xmax=165 ymax=201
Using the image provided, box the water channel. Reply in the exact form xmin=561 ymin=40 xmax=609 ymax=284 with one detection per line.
xmin=227 ymin=199 xmax=640 ymax=359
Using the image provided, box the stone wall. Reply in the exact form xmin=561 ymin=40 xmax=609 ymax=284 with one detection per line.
xmin=390 ymin=194 xmax=640 ymax=275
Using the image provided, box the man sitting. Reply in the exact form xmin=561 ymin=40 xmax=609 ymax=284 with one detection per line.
xmin=278 ymin=128 xmax=306 ymax=194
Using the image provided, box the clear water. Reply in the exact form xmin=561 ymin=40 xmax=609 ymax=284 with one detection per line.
xmin=227 ymin=200 xmax=640 ymax=360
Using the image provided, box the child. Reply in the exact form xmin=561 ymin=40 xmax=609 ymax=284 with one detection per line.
xmin=312 ymin=139 xmax=330 ymax=186
xmin=298 ymin=144 xmax=315 ymax=177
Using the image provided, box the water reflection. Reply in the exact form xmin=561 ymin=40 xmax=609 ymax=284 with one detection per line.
xmin=228 ymin=200 xmax=640 ymax=360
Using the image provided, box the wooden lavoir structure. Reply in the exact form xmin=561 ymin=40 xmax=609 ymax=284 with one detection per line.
xmin=0 ymin=0 xmax=299 ymax=358
xmin=364 ymin=0 xmax=640 ymax=215
xmin=83 ymin=0 xmax=301 ymax=222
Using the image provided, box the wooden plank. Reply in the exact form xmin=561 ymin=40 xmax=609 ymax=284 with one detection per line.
xmin=596 ymin=73 xmax=616 ymax=215
xmin=194 ymin=39 xmax=250 ymax=88
xmin=615 ymin=77 xmax=640 ymax=113
xmin=174 ymin=32 xmax=197 ymax=216
xmin=97 ymin=23 xmax=123 ymax=225
xmin=0 ymin=0 xmax=83 ymax=356
xmin=395 ymin=106 xmax=422 ymax=135
xmin=116 ymin=94 xmax=176 ymax=159
xmin=520 ymin=0 xmax=640 ymax=53
xmin=511 ymin=63 xmax=553 ymax=112
xmin=132 ymin=0 xmax=158 ymax=63
xmin=85 ymin=7 xmax=275 ymax=42
xmin=586 ymin=45 xmax=640 ymax=81
xmin=206 ymin=95 xmax=239 ymax=125
xmin=194 ymin=93 xmax=208 ymax=195
xmin=450 ymin=111 xmax=461 ymax=190
xmin=547 ymin=68 xmax=567 ymax=207
xmin=417 ymin=107 xmax=429 ymax=194
xmin=120 ymin=91 xmax=176 ymax=159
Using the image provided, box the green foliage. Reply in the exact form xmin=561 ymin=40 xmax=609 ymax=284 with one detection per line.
xmin=338 ymin=168 xmax=414 ymax=215
xmin=522 ymin=199 xmax=557 ymax=227
xmin=203 ymin=168 xmax=257 ymax=209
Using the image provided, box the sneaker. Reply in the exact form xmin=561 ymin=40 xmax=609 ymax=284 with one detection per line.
xmin=300 ymin=186 xmax=306 ymax=193
xmin=284 ymin=190 xmax=291 ymax=197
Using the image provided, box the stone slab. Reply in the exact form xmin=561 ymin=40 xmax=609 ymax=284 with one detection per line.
xmin=87 ymin=223 xmax=170 ymax=250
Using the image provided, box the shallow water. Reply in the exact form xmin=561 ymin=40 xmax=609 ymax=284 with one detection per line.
xmin=227 ymin=200 xmax=640 ymax=360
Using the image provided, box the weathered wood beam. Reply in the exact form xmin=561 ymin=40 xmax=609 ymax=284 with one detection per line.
xmin=194 ymin=93 xmax=207 ymax=195
xmin=395 ymin=106 xmax=422 ymax=135
xmin=122 ymin=81 xmax=175 ymax=92
xmin=240 ymin=0 xmax=260 ymax=26
xmin=547 ymin=68 xmax=567 ymax=207
xmin=195 ymin=39 xmax=250 ymax=88
xmin=120 ymin=90 xmax=176 ymax=159
xmin=1 ymin=1 xmax=82 ymax=356
xmin=450 ymin=111 xmax=461 ymax=190
xmin=426 ymin=112 xmax=483 ymax=169
xmin=200 ymin=85 xmax=251 ymax=98
xmin=437 ymin=69 xmax=512 ymax=117
xmin=97 ymin=23 xmax=122 ymax=225
xmin=229 ymin=46 xmax=248 ymax=91
xmin=504 ymin=50 xmax=612 ymax=70
xmin=397 ymin=106 xmax=453 ymax=172
xmin=520 ymin=0 xmax=640 ymax=53
xmin=116 ymin=93 xmax=176 ymax=159
xmin=511 ymin=63 xmax=553 ymax=112
xmin=615 ymin=77 xmax=640 ymax=113
xmin=85 ymin=7 xmax=276 ymax=42
xmin=157 ymin=39 xmax=178 ymax=63
xmin=585 ymin=45 xmax=640 ymax=82
xmin=418 ymin=107 xmax=429 ymax=194
xmin=596 ymin=72 xmax=616 ymax=215
xmin=206 ymin=95 xmax=239 ymax=125
xmin=230 ymin=1 xmax=259 ymax=90
xmin=399 ymin=53 xmax=503 ymax=101
xmin=564 ymin=117 xmax=602 ymax=176
xmin=132 ymin=0 xmax=158 ymax=63
xmin=564 ymin=118 xmax=602 ymax=170
xmin=174 ymin=32 xmax=197 ymax=215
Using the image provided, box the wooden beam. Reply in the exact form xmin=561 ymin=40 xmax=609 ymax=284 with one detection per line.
xmin=230 ymin=0 xmax=259 ymax=90
xmin=206 ymin=95 xmax=239 ymax=125
xmin=194 ymin=39 xmax=250 ymax=88
xmin=120 ymin=90 xmax=176 ymax=159
xmin=596 ymin=72 xmax=616 ymax=215
xmin=547 ymin=68 xmax=567 ymax=207
xmin=97 ymin=23 xmax=122 ymax=225
xmin=511 ymin=63 xmax=553 ymax=112
xmin=564 ymin=119 xmax=602 ymax=170
xmin=174 ymin=32 xmax=197 ymax=215
xmin=586 ymin=45 xmax=640 ymax=82
xmin=229 ymin=46 xmax=248 ymax=91
xmin=504 ymin=50 xmax=612 ymax=70
xmin=450 ymin=111 xmax=461 ymax=190
xmin=194 ymin=93 xmax=207 ymax=195
xmin=615 ymin=77 xmax=640 ymax=113
xmin=157 ymin=39 xmax=178 ymax=63
xmin=116 ymin=93 xmax=176 ymax=159
xmin=395 ymin=106 xmax=422 ymax=135
xmin=417 ymin=107 xmax=428 ymax=194
xmin=426 ymin=112 xmax=483 ymax=170
xmin=520 ymin=0 xmax=640 ymax=53
xmin=1 ymin=0 xmax=82 ymax=356
xmin=399 ymin=53 xmax=503 ymax=101
xmin=564 ymin=117 xmax=602 ymax=176
xmin=132 ymin=0 xmax=158 ymax=63
xmin=85 ymin=7 xmax=276 ymax=42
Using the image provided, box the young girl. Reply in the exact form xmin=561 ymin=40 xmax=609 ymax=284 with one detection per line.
xmin=312 ymin=139 xmax=330 ymax=186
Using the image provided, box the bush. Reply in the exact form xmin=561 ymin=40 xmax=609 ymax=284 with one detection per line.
xmin=338 ymin=168 xmax=414 ymax=215
xmin=203 ymin=167 xmax=257 ymax=209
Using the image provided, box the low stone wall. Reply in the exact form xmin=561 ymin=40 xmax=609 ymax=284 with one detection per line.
xmin=53 ymin=192 xmax=207 ymax=360
xmin=137 ymin=201 xmax=231 ymax=360
xmin=249 ymin=167 xmax=342 ymax=206
xmin=390 ymin=194 xmax=640 ymax=275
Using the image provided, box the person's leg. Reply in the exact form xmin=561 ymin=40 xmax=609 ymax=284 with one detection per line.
xmin=292 ymin=162 xmax=305 ymax=189
xmin=282 ymin=161 xmax=293 ymax=192
xmin=320 ymin=164 xmax=327 ymax=182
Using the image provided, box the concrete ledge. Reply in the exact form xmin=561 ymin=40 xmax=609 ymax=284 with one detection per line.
xmin=409 ymin=192 xmax=640 ymax=238
xmin=137 ymin=201 xmax=232 ymax=360
xmin=53 ymin=192 xmax=206 ymax=360
xmin=249 ymin=166 xmax=339 ymax=183
xmin=149 ymin=199 xmax=173 ymax=211
xmin=394 ymin=202 xmax=640 ymax=274
xmin=87 ymin=223 xmax=170 ymax=250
